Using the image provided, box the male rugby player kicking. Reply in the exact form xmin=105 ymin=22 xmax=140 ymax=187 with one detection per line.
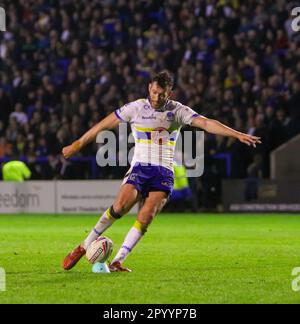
xmin=62 ymin=71 xmax=261 ymax=272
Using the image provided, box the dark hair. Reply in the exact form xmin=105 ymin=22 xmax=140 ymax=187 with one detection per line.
xmin=151 ymin=71 xmax=173 ymax=89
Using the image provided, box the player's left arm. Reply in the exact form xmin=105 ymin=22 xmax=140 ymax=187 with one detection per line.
xmin=191 ymin=116 xmax=261 ymax=147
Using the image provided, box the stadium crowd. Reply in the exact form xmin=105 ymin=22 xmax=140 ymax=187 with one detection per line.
xmin=0 ymin=0 xmax=300 ymax=207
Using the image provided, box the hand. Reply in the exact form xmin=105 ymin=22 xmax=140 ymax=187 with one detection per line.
xmin=237 ymin=133 xmax=262 ymax=148
xmin=62 ymin=140 xmax=81 ymax=159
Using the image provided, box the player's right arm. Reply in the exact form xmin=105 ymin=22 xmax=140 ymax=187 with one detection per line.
xmin=62 ymin=112 xmax=120 ymax=159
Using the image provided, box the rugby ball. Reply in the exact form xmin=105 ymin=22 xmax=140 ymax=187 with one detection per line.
xmin=86 ymin=236 xmax=113 ymax=264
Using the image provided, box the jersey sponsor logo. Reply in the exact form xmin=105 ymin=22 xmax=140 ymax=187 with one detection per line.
xmin=143 ymin=104 xmax=151 ymax=110
xmin=142 ymin=115 xmax=156 ymax=120
xmin=166 ymin=112 xmax=175 ymax=121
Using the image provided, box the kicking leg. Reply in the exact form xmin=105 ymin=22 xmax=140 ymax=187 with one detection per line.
xmin=83 ymin=184 xmax=141 ymax=249
xmin=109 ymin=191 xmax=168 ymax=272
xmin=63 ymin=184 xmax=141 ymax=270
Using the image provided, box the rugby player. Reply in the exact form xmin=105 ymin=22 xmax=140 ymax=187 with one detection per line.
xmin=62 ymin=71 xmax=261 ymax=272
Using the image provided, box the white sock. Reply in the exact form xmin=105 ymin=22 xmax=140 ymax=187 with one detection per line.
xmin=112 ymin=226 xmax=144 ymax=264
xmin=83 ymin=209 xmax=116 ymax=249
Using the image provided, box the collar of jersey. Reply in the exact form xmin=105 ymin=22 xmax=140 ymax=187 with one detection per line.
xmin=147 ymin=98 xmax=169 ymax=112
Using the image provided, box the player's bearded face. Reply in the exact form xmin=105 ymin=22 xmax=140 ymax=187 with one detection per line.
xmin=149 ymin=82 xmax=171 ymax=109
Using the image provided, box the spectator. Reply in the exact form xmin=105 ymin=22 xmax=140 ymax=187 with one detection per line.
xmin=10 ymin=103 xmax=28 ymax=125
xmin=0 ymin=0 xmax=298 ymax=198
xmin=1 ymin=160 xmax=32 ymax=182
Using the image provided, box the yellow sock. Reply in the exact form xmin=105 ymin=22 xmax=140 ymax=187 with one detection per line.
xmin=106 ymin=208 xmax=117 ymax=221
xmin=133 ymin=220 xmax=148 ymax=235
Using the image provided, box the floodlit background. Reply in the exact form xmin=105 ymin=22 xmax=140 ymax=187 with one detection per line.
xmin=0 ymin=0 xmax=300 ymax=304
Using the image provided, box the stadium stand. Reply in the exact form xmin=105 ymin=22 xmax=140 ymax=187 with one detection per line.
xmin=0 ymin=0 xmax=300 ymax=209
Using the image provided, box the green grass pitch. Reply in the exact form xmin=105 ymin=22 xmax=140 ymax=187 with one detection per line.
xmin=0 ymin=213 xmax=300 ymax=304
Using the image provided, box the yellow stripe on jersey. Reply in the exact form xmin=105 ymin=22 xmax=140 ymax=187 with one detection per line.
xmin=135 ymin=126 xmax=156 ymax=132
xmin=136 ymin=139 xmax=153 ymax=144
xmin=136 ymin=139 xmax=175 ymax=146
xmin=167 ymin=141 xmax=176 ymax=146
xmin=134 ymin=126 xmax=179 ymax=133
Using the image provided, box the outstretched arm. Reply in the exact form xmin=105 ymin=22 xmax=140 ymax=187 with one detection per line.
xmin=62 ymin=112 xmax=120 ymax=159
xmin=191 ymin=116 xmax=261 ymax=147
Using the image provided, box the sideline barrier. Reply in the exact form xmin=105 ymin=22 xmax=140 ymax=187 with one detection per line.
xmin=223 ymin=179 xmax=300 ymax=212
xmin=0 ymin=181 xmax=138 ymax=214
xmin=0 ymin=182 xmax=55 ymax=213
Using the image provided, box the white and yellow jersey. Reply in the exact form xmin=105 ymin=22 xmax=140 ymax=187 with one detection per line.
xmin=114 ymin=98 xmax=199 ymax=171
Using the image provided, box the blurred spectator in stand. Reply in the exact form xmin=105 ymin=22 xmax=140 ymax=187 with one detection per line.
xmin=0 ymin=0 xmax=299 ymax=211
xmin=1 ymin=160 xmax=32 ymax=182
